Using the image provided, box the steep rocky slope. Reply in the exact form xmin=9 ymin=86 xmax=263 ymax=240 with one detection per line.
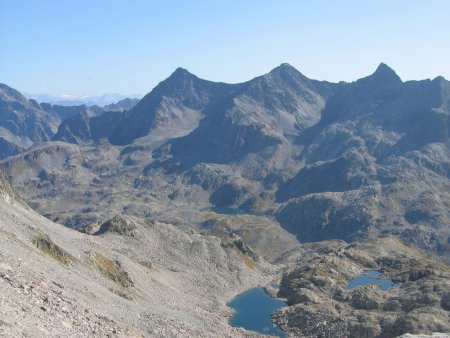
xmin=0 ymin=170 xmax=273 ymax=337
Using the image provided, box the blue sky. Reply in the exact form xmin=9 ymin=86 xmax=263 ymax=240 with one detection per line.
xmin=1 ymin=0 xmax=449 ymax=96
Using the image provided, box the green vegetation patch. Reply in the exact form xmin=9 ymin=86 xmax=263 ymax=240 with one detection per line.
xmin=33 ymin=232 xmax=77 ymax=266
xmin=237 ymin=251 xmax=257 ymax=269
xmin=88 ymin=251 xmax=133 ymax=287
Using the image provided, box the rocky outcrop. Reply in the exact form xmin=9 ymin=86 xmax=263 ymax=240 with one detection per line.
xmin=274 ymin=237 xmax=450 ymax=337
xmin=0 ymin=84 xmax=109 ymax=156
xmin=205 ymin=222 xmax=259 ymax=263
xmin=0 ymin=137 xmax=23 ymax=158
xmin=273 ymin=66 xmax=450 ymax=260
xmin=95 ymin=215 xmax=138 ymax=237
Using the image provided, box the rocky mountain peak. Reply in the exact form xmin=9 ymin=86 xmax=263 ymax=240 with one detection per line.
xmin=267 ymin=62 xmax=306 ymax=80
xmin=173 ymin=66 xmax=191 ymax=75
xmin=108 ymin=67 xmax=228 ymax=146
xmin=167 ymin=67 xmax=198 ymax=83
xmin=370 ymin=62 xmax=402 ymax=84
xmin=271 ymin=62 xmax=296 ymax=72
xmin=433 ymin=75 xmax=446 ymax=82
xmin=0 ymin=83 xmax=29 ymax=102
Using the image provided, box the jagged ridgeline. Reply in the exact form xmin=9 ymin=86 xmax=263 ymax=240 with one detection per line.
xmin=1 ymin=63 xmax=450 ymax=263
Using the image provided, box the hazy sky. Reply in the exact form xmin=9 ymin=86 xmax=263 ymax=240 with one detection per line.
xmin=1 ymin=0 xmax=449 ymax=96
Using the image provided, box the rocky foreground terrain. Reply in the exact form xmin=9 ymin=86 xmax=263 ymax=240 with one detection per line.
xmin=0 ymin=171 xmax=274 ymax=337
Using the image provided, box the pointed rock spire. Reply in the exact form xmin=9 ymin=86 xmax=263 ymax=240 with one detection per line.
xmin=371 ymin=63 xmax=402 ymax=83
xmin=168 ymin=67 xmax=196 ymax=81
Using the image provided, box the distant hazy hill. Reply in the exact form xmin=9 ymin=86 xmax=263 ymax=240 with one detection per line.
xmin=103 ymin=98 xmax=140 ymax=112
xmin=25 ymin=93 xmax=142 ymax=107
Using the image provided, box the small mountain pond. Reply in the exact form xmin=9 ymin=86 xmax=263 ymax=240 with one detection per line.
xmin=347 ymin=270 xmax=398 ymax=291
xmin=228 ymin=288 xmax=287 ymax=337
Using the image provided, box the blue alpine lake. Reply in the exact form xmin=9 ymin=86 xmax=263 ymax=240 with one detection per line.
xmin=228 ymin=288 xmax=287 ymax=337
xmin=347 ymin=270 xmax=397 ymax=291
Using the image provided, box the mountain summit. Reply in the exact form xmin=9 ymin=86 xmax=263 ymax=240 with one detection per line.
xmin=370 ymin=62 xmax=402 ymax=83
xmin=269 ymin=62 xmax=301 ymax=75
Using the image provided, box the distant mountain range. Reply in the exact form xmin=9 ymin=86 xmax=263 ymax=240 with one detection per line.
xmin=0 ymin=85 xmax=140 ymax=158
xmin=25 ymin=93 xmax=141 ymax=107
xmin=1 ymin=63 xmax=450 ymax=263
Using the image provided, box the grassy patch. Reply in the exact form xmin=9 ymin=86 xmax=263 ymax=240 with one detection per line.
xmin=237 ymin=251 xmax=257 ymax=269
xmin=33 ymin=232 xmax=77 ymax=266
xmin=220 ymin=233 xmax=258 ymax=269
xmin=88 ymin=251 xmax=133 ymax=287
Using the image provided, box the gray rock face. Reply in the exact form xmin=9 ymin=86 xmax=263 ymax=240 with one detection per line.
xmin=0 ymin=137 xmax=22 ymax=158
xmin=441 ymin=291 xmax=450 ymax=311
xmin=53 ymin=111 xmax=92 ymax=144
xmin=40 ymin=103 xmax=95 ymax=121
xmin=0 ymin=170 xmax=20 ymax=202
